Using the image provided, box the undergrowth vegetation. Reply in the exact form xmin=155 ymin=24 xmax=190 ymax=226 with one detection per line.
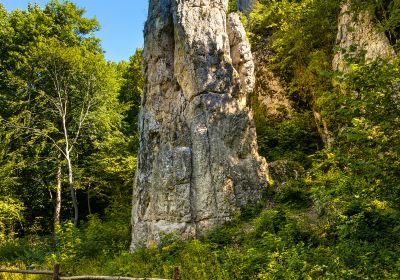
xmin=2 ymin=199 xmax=400 ymax=279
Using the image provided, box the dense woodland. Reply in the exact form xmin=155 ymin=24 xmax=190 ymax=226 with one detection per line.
xmin=1 ymin=0 xmax=400 ymax=279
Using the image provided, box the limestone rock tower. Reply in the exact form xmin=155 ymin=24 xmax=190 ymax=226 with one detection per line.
xmin=130 ymin=0 xmax=269 ymax=250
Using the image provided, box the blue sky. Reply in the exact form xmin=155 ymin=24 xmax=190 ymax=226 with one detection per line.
xmin=1 ymin=0 xmax=148 ymax=62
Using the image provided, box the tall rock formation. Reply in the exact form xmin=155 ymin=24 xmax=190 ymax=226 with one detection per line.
xmin=333 ymin=1 xmax=396 ymax=71
xmin=131 ymin=0 xmax=269 ymax=250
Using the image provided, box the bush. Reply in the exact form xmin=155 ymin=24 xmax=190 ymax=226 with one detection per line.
xmin=79 ymin=214 xmax=130 ymax=258
xmin=0 ymin=197 xmax=25 ymax=241
xmin=275 ymin=179 xmax=311 ymax=209
xmin=0 ymin=236 xmax=52 ymax=265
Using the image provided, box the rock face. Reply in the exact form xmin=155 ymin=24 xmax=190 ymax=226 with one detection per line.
xmin=253 ymin=43 xmax=292 ymax=119
xmin=333 ymin=1 xmax=395 ymax=71
xmin=237 ymin=0 xmax=254 ymax=14
xmin=268 ymin=160 xmax=304 ymax=188
xmin=130 ymin=0 xmax=269 ymax=250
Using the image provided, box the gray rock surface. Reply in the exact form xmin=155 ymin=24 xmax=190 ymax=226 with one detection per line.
xmin=237 ymin=0 xmax=253 ymax=14
xmin=131 ymin=0 xmax=269 ymax=251
xmin=253 ymin=43 xmax=292 ymax=119
xmin=269 ymin=160 xmax=304 ymax=188
xmin=333 ymin=1 xmax=395 ymax=71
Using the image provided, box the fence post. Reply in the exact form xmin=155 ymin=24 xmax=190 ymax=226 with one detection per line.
xmin=53 ymin=263 xmax=60 ymax=280
xmin=173 ymin=266 xmax=181 ymax=280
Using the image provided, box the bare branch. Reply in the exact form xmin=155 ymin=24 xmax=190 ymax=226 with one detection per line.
xmin=2 ymin=120 xmax=66 ymax=158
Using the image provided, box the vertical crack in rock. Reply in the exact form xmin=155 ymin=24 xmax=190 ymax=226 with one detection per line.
xmin=131 ymin=0 xmax=269 ymax=251
xmin=227 ymin=13 xmax=255 ymax=107
xmin=187 ymin=125 xmax=197 ymax=236
xmin=202 ymin=100 xmax=219 ymax=225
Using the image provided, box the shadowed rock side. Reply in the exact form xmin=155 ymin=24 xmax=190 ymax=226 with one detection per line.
xmin=130 ymin=0 xmax=269 ymax=251
xmin=237 ymin=0 xmax=254 ymax=14
xmin=333 ymin=1 xmax=396 ymax=71
xmin=253 ymin=43 xmax=292 ymax=119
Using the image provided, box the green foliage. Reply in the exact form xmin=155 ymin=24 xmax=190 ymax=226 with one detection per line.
xmin=228 ymin=0 xmax=238 ymax=13
xmin=0 ymin=236 xmax=52 ymax=265
xmin=1 ymin=1 xmax=400 ymax=279
xmin=1 ymin=202 xmax=400 ymax=279
xmin=248 ymin=0 xmax=337 ymax=169
xmin=248 ymin=0 xmax=340 ymax=70
xmin=351 ymin=0 xmax=400 ymax=51
xmin=118 ymin=49 xmax=144 ymax=135
xmin=254 ymin=108 xmax=323 ymax=166
xmin=0 ymin=0 xmax=140 ymax=233
xmin=378 ymin=0 xmax=400 ymax=50
xmin=275 ymin=179 xmax=312 ymax=209
xmin=52 ymin=221 xmax=81 ymax=264
xmin=0 ymin=197 xmax=24 ymax=241
xmin=79 ymin=214 xmax=130 ymax=258
xmin=312 ymin=57 xmax=400 ymax=210
xmin=0 ymin=0 xmax=104 ymax=233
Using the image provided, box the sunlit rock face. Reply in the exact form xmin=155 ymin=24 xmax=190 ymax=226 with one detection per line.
xmin=333 ymin=1 xmax=395 ymax=71
xmin=130 ymin=0 xmax=269 ymax=251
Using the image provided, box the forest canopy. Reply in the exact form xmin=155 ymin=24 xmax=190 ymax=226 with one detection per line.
xmin=0 ymin=0 xmax=143 ymax=239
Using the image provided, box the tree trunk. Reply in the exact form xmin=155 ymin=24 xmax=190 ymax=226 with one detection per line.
xmin=62 ymin=112 xmax=79 ymax=228
xmin=54 ymin=162 xmax=62 ymax=233
xmin=66 ymin=154 xmax=78 ymax=227
xmin=87 ymin=184 xmax=92 ymax=215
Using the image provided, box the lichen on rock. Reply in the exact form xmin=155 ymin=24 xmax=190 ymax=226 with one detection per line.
xmin=130 ymin=0 xmax=269 ymax=251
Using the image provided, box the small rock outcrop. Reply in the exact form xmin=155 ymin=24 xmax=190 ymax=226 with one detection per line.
xmin=333 ymin=1 xmax=395 ymax=71
xmin=268 ymin=160 xmax=304 ymax=188
xmin=131 ymin=0 xmax=269 ymax=250
xmin=237 ymin=0 xmax=254 ymax=14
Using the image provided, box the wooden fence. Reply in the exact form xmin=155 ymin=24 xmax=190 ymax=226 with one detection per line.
xmin=0 ymin=264 xmax=181 ymax=280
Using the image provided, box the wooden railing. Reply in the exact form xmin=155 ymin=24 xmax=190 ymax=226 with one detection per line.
xmin=0 ymin=264 xmax=181 ymax=280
